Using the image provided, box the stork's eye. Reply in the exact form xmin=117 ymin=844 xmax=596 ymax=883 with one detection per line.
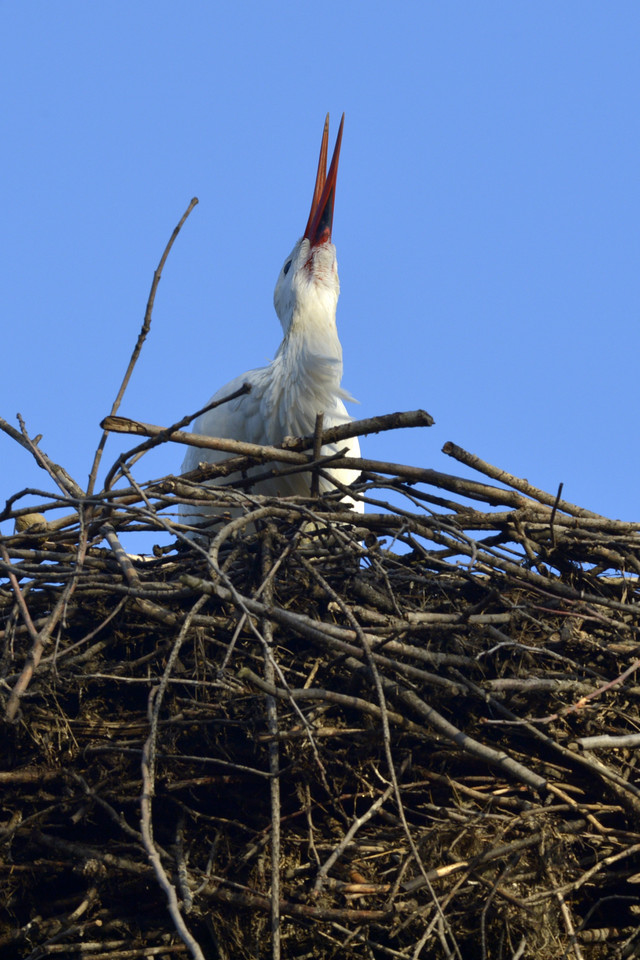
xmin=283 ymin=259 xmax=292 ymax=276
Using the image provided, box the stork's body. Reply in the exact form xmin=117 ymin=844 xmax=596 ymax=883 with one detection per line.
xmin=181 ymin=116 xmax=361 ymax=527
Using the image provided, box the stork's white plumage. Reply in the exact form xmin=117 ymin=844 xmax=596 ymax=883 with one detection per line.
xmin=181 ymin=115 xmax=362 ymax=529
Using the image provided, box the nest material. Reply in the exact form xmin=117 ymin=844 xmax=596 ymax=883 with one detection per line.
xmin=2 ymin=428 xmax=640 ymax=960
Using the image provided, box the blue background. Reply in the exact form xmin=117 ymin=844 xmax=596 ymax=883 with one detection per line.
xmin=2 ymin=3 xmax=639 ymax=546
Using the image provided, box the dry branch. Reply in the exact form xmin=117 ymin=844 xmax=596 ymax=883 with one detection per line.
xmin=88 ymin=197 xmax=199 ymax=494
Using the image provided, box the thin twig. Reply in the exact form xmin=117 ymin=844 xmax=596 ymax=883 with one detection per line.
xmin=0 ymin=415 xmax=84 ymax=501
xmin=260 ymin=531 xmax=281 ymax=960
xmin=550 ymin=481 xmax=564 ymax=548
xmin=140 ymin=594 xmax=208 ymax=960
xmin=310 ymin=413 xmax=324 ymax=498
xmin=443 ymin=441 xmax=605 ymax=519
xmin=88 ymin=197 xmax=198 ymax=494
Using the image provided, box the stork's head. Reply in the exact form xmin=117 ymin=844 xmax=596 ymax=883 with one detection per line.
xmin=274 ymin=115 xmax=344 ymax=336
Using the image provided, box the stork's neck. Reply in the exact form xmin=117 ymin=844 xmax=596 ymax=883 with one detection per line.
xmin=270 ymin=299 xmax=345 ymax=437
xmin=285 ymin=299 xmax=342 ymax=363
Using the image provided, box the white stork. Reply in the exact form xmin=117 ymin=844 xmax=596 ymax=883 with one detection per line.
xmin=181 ymin=114 xmax=362 ymax=529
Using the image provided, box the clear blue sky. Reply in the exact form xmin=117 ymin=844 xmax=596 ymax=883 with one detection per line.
xmin=2 ymin=3 xmax=639 ymax=547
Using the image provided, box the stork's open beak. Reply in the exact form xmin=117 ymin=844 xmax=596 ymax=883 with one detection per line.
xmin=303 ymin=113 xmax=344 ymax=247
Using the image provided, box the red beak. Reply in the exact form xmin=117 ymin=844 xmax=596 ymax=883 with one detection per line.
xmin=303 ymin=113 xmax=344 ymax=247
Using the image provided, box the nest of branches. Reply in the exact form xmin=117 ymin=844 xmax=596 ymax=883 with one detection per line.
xmin=2 ymin=407 xmax=640 ymax=960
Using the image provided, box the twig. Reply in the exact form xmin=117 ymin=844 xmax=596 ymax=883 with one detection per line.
xmin=102 ymin=414 xmax=347 ymax=465
xmin=0 ymin=416 xmax=84 ymax=501
xmin=0 ymin=543 xmax=40 ymax=645
xmin=442 ymin=441 xmax=605 ymax=519
xmin=550 ymin=481 xmax=564 ymax=548
xmin=140 ymin=595 xmax=207 ymax=960
xmin=577 ymin=733 xmax=640 ymax=751
xmin=310 ymin=413 xmax=324 ymax=498
xmin=237 ymin=669 xmax=425 ymax=734
xmin=313 ymin=780 xmax=395 ymax=895
xmin=104 ymin=407 xmax=434 ymax=453
xmin=555 ymin=889 xmax=585 ymax=960
xmin=88 ymin=197 xmax=198 ymax=494
xmin=260 ymin=531 xmax=282 ymax=960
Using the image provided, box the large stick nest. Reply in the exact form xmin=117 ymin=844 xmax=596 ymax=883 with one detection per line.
xmin=2 ymin=415 xmax=640 ymax=960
